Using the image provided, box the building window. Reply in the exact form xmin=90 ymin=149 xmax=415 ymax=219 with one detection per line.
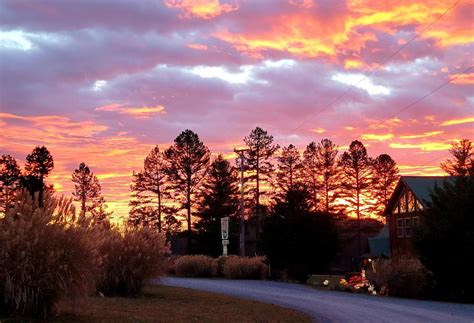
xmin=412 ymin=216 xmax=420 ymax=227
xmin=404 ymin=218 xmax=412 ymax=237
xmin=392 ymin=202 xmax=399 ymax=215
xmin=399 ymin=189 xmax=407 ymax=213
xmin=408 ymin=190 xmax=416 ymax=212
xmin=397 ymin=218 xmax=404 ymax=237
xmin=416 ymin=199 xmax=424 ymax=211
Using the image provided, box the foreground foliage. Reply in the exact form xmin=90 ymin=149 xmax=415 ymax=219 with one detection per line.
xmin=0 ymin=191 xmax=99 ymax=318
xmin=413 ymin=175 xmax=474 ymax=302
xmin=263 ymin=188 xmax=339 ymax=282
xmin=97 ymin=227 xmax=169 ymax=297
xmin=0 ymin=191 xmax=169 ymax=318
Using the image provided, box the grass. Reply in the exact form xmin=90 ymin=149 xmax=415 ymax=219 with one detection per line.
xmin=2 ymin=285 xmax=312 ymax=322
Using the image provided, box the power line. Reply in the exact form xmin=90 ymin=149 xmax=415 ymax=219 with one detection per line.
xmin=290 ymin=0 xmax=461 ymax=133
xmin=342 ymin=65 xmax=474 ymax=147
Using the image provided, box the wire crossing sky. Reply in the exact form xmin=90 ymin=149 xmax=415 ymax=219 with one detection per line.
xmin=1 ymin=0 xmax=473 ymax=221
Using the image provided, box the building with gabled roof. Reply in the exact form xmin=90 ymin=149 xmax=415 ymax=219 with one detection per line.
xmin=383 ymin=176 xmax=454 ymax=255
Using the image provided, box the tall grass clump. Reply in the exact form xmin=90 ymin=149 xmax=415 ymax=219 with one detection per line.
xmin=174 ymin=255 xmax=217 ymax=277
xmin=223 ymin=256 xmax=268 ymax=280
xmin=0 ymin=191 xmax=100 ymax=318
xmin=97 ymin=226 xmax=169 ymax=297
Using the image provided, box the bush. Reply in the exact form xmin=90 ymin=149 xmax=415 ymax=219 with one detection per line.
xmin=97 ymin=226 xmax=169 ymax=297
xmin=174 ymin=255 xmax=217 ymax=277
xmin=366 ymin=257 xmax=432 ymax=298
xmin=223 ymin=256 xmax=268 ymax=280
xmin=0 ymin=191 xmax=100 ymax=318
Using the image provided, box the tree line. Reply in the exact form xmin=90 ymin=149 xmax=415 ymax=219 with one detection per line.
xmin=0 ymin=146 xmax=112 ymax=222
xmin=125 ymin=127 xmax=402 ymax=253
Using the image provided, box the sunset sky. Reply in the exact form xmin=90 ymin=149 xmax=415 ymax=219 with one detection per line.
xmin=0 ymin=0 xmax=473 ymax=222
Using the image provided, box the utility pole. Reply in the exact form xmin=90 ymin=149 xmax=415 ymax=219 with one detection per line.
xmin=234 ymin=148 xmax=249 ymax=257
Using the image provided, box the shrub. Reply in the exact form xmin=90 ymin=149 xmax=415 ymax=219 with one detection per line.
xmin=97 ymin=226 xmax=169 ymax=297
xmin=216 ymin=255 xmax=239 ymax=277
xmin=223 ymin=256 xmax=268 ymax=280
xmin=0 ymin=191 xmax=100 ymax=318
xmin=174 ymin=255 xmax=217 ymax=277
xmin=366 ymin=257 xmax=432 ymax=298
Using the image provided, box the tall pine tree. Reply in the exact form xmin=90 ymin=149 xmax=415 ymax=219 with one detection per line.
xmin=194 ymin=155 xmax=240 ymax=256
xmin=276 ymin=144 xmax=303 ymax=194
xmin=165 ymin=130 xmax=210 ymax=251
xmin=71 ymin=162 xmax=111 ymax=222
xmin=315 ymin=139 xmax=340 ymax=214
xmin=22 ymin=146 xmax=54 ymax=204
xmin=242 ymin=127 xmax=279 ymax=224
xmin=441 ymin=138 xmax=473 ymax=177
xmin=339 ymin=140 xmax=374 ymax=256
xmin=0 ymin=155 xmax=21 ymax=215
xmin=128 ymin=146 xmax=170 ymax=232
xmin=372 ymin=154 xmax=399 ymax=214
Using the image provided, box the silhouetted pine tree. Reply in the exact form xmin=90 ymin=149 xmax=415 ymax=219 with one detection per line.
xmin=71 ymin=162 xmax=102 ymax=215
xmin=441 ymin=138 xmax=473 ymax=177
xmin=372 ymin=154 xmax=399 ymax=213
xmin=194 ymin=155 xmax=240 ymax=256
xmin=304 ymin=139 xmax=340 ymax=213
xmin=22 ymin=146 xmax=54 ymax=204
xmin=165 ymin=130 xmax=210 ymax=251
xmin=275 ymin=144 xmax=303 ymax=194
xmin=0 ymin=154 xmax=21 ymax=214
xmin=242 ymin=127 xmax=279 ymax=243
xmin=128 ymin=171 xmax=153 ymax=227
xmin=338 ymin=140 xmax=374 ymax=256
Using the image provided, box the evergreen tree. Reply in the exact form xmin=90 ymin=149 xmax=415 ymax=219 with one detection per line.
xmin=22 ymin=146 xmax=54 ymax=203
xmin=242 ymin=127 xmax=279 ymax=242
xmin=413 ymin=175 xmax=474 ymax=301
xmin=262 ymin=187 xmax=339 ymax=282
xmin=0 ymin=155 xmax=21 ymax=214
xmin=71 ymin=162 xmax=102 ymax=215
xmin=128 ymin=146 xmax=170 ymax=232
xmin=128 ymin=178 xmax=154 ymax=227
xmin=71 ymin=162 xmax=111 ymax=222
xmin=372 ymin=154 xmax=399 ymax=213
xmin=338 ymin=140 xmax=374 ymax=256
xmin=441 ymin=138 xmax=473 ymax=176
xmin=164 ymin=130 xmax=210 ymax=250
xmin=305 ymin=139 xmax=340 ymax=213
xmin=302 ymin=142 xmax=320 ymax=211
xmin=275 ymin=144 xmax=303 ymax=194
xmin=194 ymin=155 xmax=240 ymax=256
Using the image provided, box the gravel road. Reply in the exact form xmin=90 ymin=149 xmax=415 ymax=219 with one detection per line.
xmin=157 ymin=277 xmax=474 ymax=323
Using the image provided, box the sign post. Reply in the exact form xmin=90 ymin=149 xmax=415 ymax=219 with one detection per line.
xmin=221 ymin=217 xmax=229 ymax=256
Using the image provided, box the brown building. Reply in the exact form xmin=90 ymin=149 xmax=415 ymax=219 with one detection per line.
xmin=384 ymin=176 xmax=453 ymax=255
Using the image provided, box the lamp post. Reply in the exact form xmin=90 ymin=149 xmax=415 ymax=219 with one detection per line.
xmin=234 ymin=148 xmax=249 ymax=257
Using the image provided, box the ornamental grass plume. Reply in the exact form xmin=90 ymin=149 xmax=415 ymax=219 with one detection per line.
xmin=97 ymin=226 xmax=169 ymax=297
xmin=0 ymin=190 xmax=100 ymax=318
xmin=174 ymin=255 xmax=217 ymax=278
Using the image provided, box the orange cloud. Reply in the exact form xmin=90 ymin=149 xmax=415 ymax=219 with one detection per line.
xmin=96 ymin=104 xmax=166 ymax=119
xmin=187 ymin=43 xmax=209 ymax=50
xmin=312 ymin=127 xmax=326 ymax=134
xmin=165 ymin=0 xmax=239 ymax=19
xmin=399 ymin=131 xmax=444 ymax=139
xmin=390 ymin=141 xmax=452 ymax=151
xmin=213 ymin=0 xmax=470 ymax=60
xmin=440 ymin=117 xmax=474 ymax=126
xmin=450 ymin=72 xmax=474 ymax=85
xmin=362 ymin=133 xmax=394 ymax=141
